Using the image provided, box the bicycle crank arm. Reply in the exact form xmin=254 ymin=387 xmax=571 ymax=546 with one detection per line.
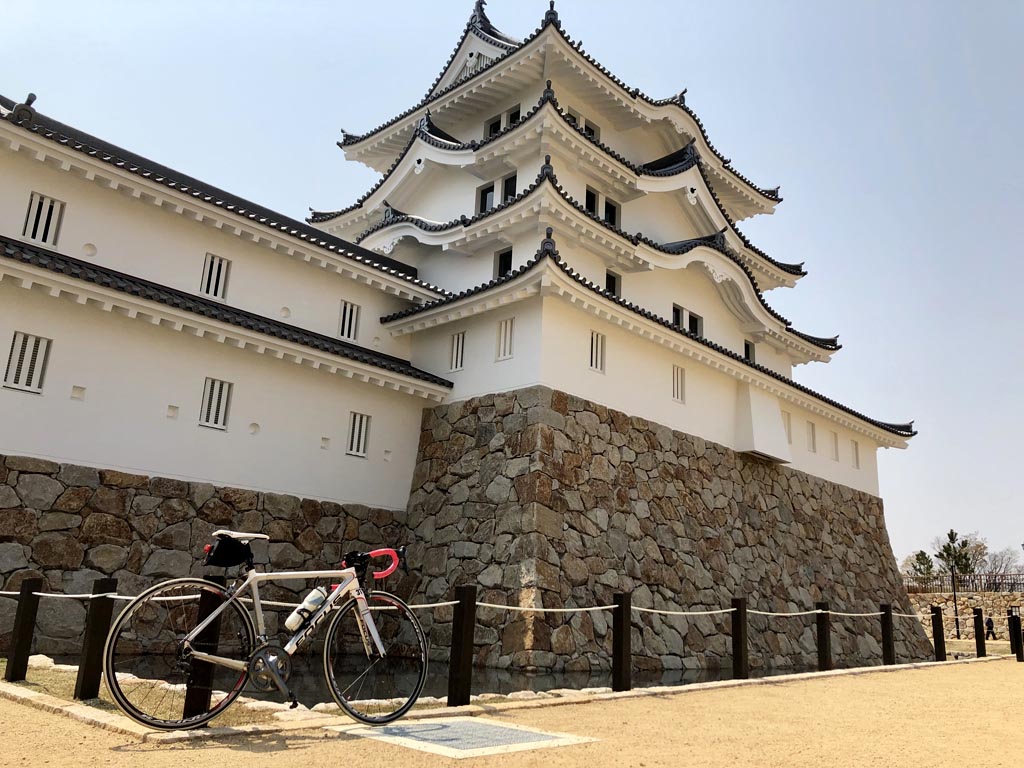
xmin=189 ymin=650 xmax=249 ymax=673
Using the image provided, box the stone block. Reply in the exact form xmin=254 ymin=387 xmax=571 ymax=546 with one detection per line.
xmin=142 ymin=549 xmax=193 ymax=578
xmin=6 ymin=456 xmax=60 ymax=474
xmin=57 ymin=464 xmax=100 ymax=488
xmin=16 ymin=474 xmax=64 ymax=509
xmin=153 ymin=521 xmax=192 ymax=550
xmin=199 ymin=498 xmax=234 ymax=526
xmin=88 ymin=487 xmax=131 ymax=519
xmin=85 ymin=544 xmax=129 ymax=574
xmin=99 ymin=469 xmax=149 ymax=489
xmin=0 ymin=508 xmax=37 ymax=543
xmin=51 ymin=486 xmax=91 ymax=513
xmin=268 ymin=543 xmax=306 ymax=569
xmin=0 ymin=486 xmax=20 ymax=509
xmin=36 ymin=597 xmax=86 ymax=638
xmin=157 ymin=497 xmax=193 ymax=524
xmin=30 ymin=534 xmax=84 ymax=569
xmin=264 ymin=493 xmax=300 ymax=520
xmin=0 ymin=543 xmax=29 ymax=573
xmin=219 ymin=487 xmax=259 ymax=511
xmin=149 ymin=476 xmax=189 ymax=498
xmin=80 ymin=513 xmax=132 ymax=546
xmin=188 ymin=482 xmax=216 ymax=509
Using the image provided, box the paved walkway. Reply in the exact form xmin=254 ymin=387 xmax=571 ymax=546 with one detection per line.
xmin=0 ymin=659 xmax=1020 ymax=767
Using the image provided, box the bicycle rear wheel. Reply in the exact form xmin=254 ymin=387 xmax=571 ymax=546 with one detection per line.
xmin=103 ymin=578 xmax=255 ymax=730
xmin=323 ymin=590 xmax=428 ymax=724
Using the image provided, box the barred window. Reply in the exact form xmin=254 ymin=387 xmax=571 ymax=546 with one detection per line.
xmin=589 ymin=331 xmax=606 ymax=373
xmin=672 ymin=365 xmax=685 ymax=403
xmin=3 ymin=332 xmax=51 ymax=393
xmin=807 ymin=421 xmax=817 ymax=453
xmin=347 ymin=412 xmax=371 ymax=457
xmin=199 ymin=377 xmax=232 ymax=430
xmin=22 ymin=192 xmax=65 ymax=247
xmin=200 ymin=253 xmax=231 ymax=300
xmin=831 ymin=431 xmax=840 ymax=461
xmin=851 ymin=439 xmax=860 ymax=469
xmin=339 ymin=300 xmax=360 ymax=341
xmin=450 ymin=332 xmax=465 ymax=372
xmin=781 ymin=411 xmax=792 ymax=443
xmin=496 ymin=318 xmax=514 ymax=361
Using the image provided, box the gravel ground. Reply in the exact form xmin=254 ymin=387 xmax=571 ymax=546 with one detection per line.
xmin=0 ymin=659 xmax=1020 ymax=767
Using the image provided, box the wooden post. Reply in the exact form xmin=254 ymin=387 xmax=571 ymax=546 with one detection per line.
xmin=732 ymin=597 xmax=748 ymax=680
xmin=930 ymin=606 xmax=946 ymax=662
xmin=880 ymin=604 xmax=895 ymax=666
xmin=4 ymin=578 xmax=43 ymax=683
xmin=73 ymin=577 xmax=118 ymax=700
xmin=1014 ymin=616 xmax=1024 ymax=663
xmin=973 ymin=608 xmax=986 ymax=659
xmin=182 ymin=575 xmax=225 ymax=722
xmin=611 ymin=593 xmax=631 ymax=692
xmin=446 ymin=584 xmax=477 ymax=707
xmin=815 ymin=602 xmax=832 ymax=671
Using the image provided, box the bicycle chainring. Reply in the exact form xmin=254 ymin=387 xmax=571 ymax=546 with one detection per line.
xmin=247 ymin=644 xmax=292 ymax=692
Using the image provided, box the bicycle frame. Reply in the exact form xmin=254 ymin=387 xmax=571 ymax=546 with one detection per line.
xmin=184 ymin=567 xmax=386 ymax=673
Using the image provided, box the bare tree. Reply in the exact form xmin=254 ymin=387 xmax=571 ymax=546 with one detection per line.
xmin=987 ymin=547 xmax=1021 ymax=574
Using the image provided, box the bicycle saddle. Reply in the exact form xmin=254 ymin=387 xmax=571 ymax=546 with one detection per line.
xmin=211 ymin=529 xmax=270 ymax=543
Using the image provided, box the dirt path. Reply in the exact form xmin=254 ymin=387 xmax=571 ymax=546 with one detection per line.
xmin=0 ymin=660 xmax=1019 ymax=768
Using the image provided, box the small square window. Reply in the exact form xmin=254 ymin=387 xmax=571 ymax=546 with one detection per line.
xmin=604 ymin=198 xmax=619 ymax=227
xmin=507 ymin=105 xmax=521 ymax=124
xmin=502 ymin=174 xmax=517 ymax=203
xmin=199 ymin=377 xmax=232 ymax=430
xmin=478 ymin=183 xmax=495 ymax=214
xmin=485 ymin=115 xmax=502 ymax=138
xmin=566 ymin=109 xmax=580 ymax=127
xmin=347 ymin=412 xmax=371 ymax=457
xmin=3 ymin=331 xmax=51 ymax=394
xmin=672 ymin=365 xmax=686 ymax=403
xmin=22 ymin=192 xmax=65 ymax=247
xmin=585 ymin=187 xmax=598 ymax=216
xmin=744 ymin=340 xmax=756 ymax=363
xmin=688 ymin=312 xmax=703 ymax=337
xmin=495 ymin=248 xmax=513 ymax=278
xmin=589 ymin=331 xmax=606 ymax=373
xmin=450 ymin=332 xmax=466 ymax=372
xmin=605 ymin=271 xmax=621 ymax=297
xmin=672 ymin=304 xmax=684 ymax=328
xmin=582 ymin=120 xmax=600 ymax=141
xmin=200 ymin=253 xmax=231 ymax=300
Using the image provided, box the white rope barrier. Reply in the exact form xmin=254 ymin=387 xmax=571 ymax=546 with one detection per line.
xmin=748 ymin=608 xmax=823 ymax=617
xmin=828 ymin=610 xmax=885 ymax=618
xmin=633 ymin=606 xmax=735 ymax=617
xmin=476 ymin=601 xmax=615 ymax=613
xmin=407 ymin=601 xmax=459 ymax=609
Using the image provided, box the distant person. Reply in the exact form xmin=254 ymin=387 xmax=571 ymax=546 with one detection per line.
xmin=985 ymin=616 xmax=996 ymax=640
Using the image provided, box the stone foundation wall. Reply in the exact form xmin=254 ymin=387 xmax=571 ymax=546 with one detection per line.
xmin=908 ymin=592 xmax=1024 ymax=640
xmin=0 ymin=454 xmax=406 ymax=653
xmin=407 ymin=386 xmax=932 ymax=672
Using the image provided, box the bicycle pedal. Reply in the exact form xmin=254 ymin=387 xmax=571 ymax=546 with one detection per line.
xmin=289 ymin=695 xmax=298 ymax=710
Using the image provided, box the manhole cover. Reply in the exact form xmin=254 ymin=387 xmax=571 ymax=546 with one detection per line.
xmin=329 ymin=716 xmax=595 ymax=759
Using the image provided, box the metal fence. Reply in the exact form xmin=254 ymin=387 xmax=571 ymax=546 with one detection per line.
xmin=903 ymin=573 xmax=1024 ymax=594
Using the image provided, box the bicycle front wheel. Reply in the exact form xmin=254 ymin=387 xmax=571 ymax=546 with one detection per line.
xmin=103 ymin=578 xmax=255 ymax=730
xmin=323 ymin=590 xmax=428 ymax=724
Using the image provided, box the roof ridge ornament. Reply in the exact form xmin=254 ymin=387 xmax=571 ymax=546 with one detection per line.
xmin=538 ymin=154 xmax=555 ymax=181
xmin=540 ymin=79 xmax=558 ymax=105
xmin=677 ymin=89 xmax=688 ymax=106
xmin=540 ymin=226 xmax=557 ymax=255
xmin=543 ymin=1 xmax=561 ymax=28
xmin=7 ymin=93 xmax=37 ymax=125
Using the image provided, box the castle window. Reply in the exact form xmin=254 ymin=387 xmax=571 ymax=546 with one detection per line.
xmin=199 ymin=377 xmax=232 ymax=430
xmin=781 ymin=410 xmax=792 ymax=443
xmin=566 ymin=108 xmax=580 ymax=127
xmin=495 ymin=248 xmax=513 ymax=278
xmin=485 ymin=115 xmax=502 ymax=138
xmin=507 ymin=105 xmax=521 ymax=124
xmin=450 ymin=332 xmax=465 ymax=372
xmin=585 ymin=187 xmax=598 ymax=216
xmin=744 ymin=340 xmax=756 ymax=363
xmin=582 ymin=120 xmax=601 ymax=142
xmin=672 ymin=365 xmax=686 ymax=403
xmin=673 ymin=304 xmax=703 ymax=337
xmin=589 ymin=331 xmax=606 ymax=373
xmin=347 ymin=412 xmax=371 ymax=457
xmin=831 ymin=431 xmax=840 ymax=461
xmin=851 ymin=439 xmax=860 ymax=469
xmin=22 ymin=192 xmax=65 ymax=247
xmin=338 ymin=300 xmax=360 ymax=341
xmin=3 ymin=331 xmax=51 ymax=394
xmin=604 ymin=198 xmax=620 ymax=227
xmin=605 ymin=270 xmax=621 ymax=297
xmin=502 ymin=173 xmax=517 ymax=203
xmin=477 ymin=183 xmax=495 ymax=214
xmin=496 ymin=318 xmax=514 ymax=361
xmin=200 ymin=253 xmax=231 ymax=300
xmin=806 ymin=421 xmax=817 ymax=453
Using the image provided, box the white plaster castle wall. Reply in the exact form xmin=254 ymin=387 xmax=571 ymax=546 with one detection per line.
xmin=0 ymin=150 xmax=415 ymax=360
xmin=0 ymin=282 xmax=426 ymax=509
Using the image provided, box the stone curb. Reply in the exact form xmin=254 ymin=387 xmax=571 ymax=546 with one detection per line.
xmin=0 ymin=655 xmax=1011 ymax=744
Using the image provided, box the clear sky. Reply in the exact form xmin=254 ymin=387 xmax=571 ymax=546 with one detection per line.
xmin=3 ymin=0 xmax=1021 ymax=561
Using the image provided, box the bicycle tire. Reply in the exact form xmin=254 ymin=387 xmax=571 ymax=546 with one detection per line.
xmin=103 ymin=577 xmax=255 ymax=730
xmin=322 ymin=590 xmax=428 ymax=725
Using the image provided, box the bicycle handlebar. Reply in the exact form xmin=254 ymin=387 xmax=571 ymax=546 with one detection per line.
xmin=341 ymin=546 xmax=409 ymax=580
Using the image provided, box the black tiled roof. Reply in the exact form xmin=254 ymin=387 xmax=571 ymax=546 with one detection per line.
xmin=317 ymin=85 xmax=804 ymax=279
xmin=339 ymin=8 xmax=781 ymax=204
xmin=0 ymin=235 xmax=453 ymax=389
xmin=359 ymin=157 xmax=834 ymax=350
xmin=0 ymin=94 xmax=451 ymax=297
xmin=383 ymin=230 xmax=913 ymax=438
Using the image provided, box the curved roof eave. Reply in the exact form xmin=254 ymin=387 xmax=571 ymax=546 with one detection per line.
xmin=339 ymin=8 xmax=780 ymax=207
xmin=358 ymin=158 xmax=834 ymax=351
xmin=381 ymin=230 xmax=913 ymax=441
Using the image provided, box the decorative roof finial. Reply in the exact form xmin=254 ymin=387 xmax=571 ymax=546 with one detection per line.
xmin=7 ymin=93 xmax=37 ymax=124
xmin=470 ymin=0 xmax=487 ymax=26
xmin=541 ymin=79 xmax=557 ymax=105
xmin=539 ymin=154 xmax=554 ymax=180
xmin=677 ymin=88 xmax=687 ymax=105
xmin=543 ymin=1 xmax=560 ymax=28
xmin=541 ymin=227 xmax=557 ymax=254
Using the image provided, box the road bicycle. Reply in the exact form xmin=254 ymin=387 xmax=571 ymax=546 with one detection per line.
xmin=102 ymin=530 xmax=428 ymax=730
